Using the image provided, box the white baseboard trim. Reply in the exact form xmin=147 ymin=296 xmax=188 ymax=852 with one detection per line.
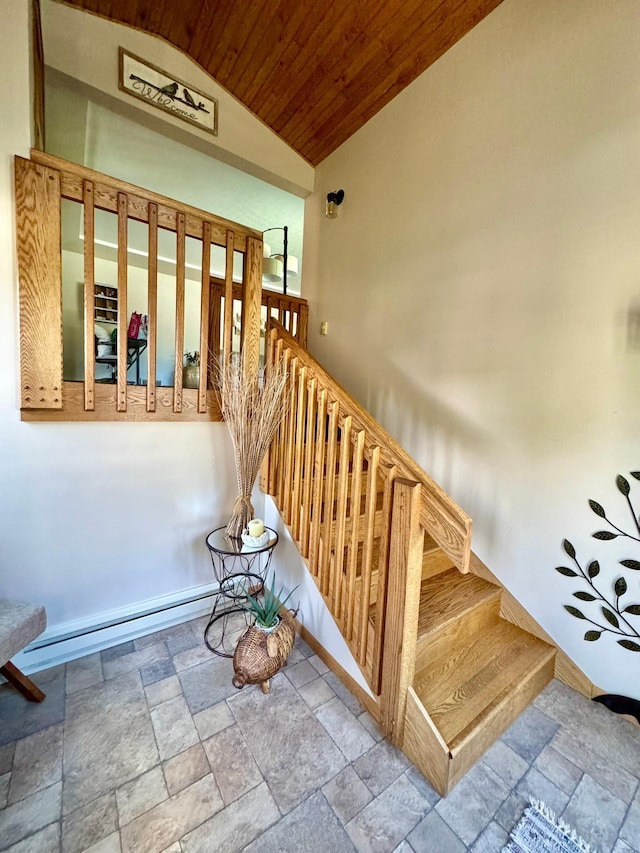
xmin=9 ymin=582 xmax=220 ymax=675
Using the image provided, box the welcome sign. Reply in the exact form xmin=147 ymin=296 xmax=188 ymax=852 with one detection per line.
xmin=119 ymin=49 xmax=218 ymax=135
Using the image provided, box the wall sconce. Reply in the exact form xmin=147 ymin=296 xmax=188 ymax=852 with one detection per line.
xmin=262 ymin=226 xmax=299 ymax=296
xmin=326 ymin=189 xmax=345 ymax=219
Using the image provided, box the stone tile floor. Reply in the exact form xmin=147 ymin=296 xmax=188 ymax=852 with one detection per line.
xmin=0 ymin=612 xmax=639 ymax=852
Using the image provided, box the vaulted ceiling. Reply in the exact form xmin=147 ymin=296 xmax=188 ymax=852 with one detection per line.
xmin=64 ymin=0 xmax=505 ymax=165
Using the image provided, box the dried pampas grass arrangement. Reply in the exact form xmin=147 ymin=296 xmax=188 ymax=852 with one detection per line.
xmin=215 ymin=351 xmax=289 ymax=539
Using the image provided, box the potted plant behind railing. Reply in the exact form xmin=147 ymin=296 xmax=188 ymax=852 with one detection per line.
xmin=183 ymin=351 xmax=200 ymax=389
xmin=232 ymin=575 xmax=297 ymax=694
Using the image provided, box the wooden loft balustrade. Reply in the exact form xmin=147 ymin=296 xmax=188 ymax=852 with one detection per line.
xmin=263 ymin=322 xmax=557 ymax=794
xmin=209 ymin=279 xmax=308 ymax=352
xmin=14 ymin=151 xmax=274 ymax=422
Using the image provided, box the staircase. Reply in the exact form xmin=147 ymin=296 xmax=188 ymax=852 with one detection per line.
xmin=263 ymin=322 xmax=556 ymax=796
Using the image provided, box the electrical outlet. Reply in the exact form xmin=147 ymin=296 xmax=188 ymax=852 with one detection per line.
xmin=320 ymin=321 xmax=329 ymax=336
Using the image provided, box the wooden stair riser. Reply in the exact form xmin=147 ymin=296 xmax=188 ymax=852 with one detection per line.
xmin=414 ymin=601 xmax=502 ymax=677
xmin=421 ymin=545 xmax=454 ymax=580
xmin=416 ymin=569 xmax=502 ymax=644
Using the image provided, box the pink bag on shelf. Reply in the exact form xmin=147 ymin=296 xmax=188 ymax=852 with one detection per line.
xmin=128 ymin=312 xmax=142 ymax=339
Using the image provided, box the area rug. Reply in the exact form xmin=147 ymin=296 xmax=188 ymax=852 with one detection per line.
xmin=503 ymin=799 xmax=597 ymax=853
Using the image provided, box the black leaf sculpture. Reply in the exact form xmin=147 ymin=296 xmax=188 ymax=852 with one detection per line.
xmin=554 ymin=471 xmax=640 ymax=651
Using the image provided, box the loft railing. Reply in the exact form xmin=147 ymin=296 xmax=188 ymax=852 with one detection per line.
xmin=209 ymin=279 xmax=308 ymax=359
xmin=262 ymin=322 xmax=473 ymax=739
xmin=15 ymin=151 xmax=268 ymax=422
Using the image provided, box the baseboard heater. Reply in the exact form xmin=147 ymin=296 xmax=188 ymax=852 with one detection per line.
xmin=10 ymin=581 xmax=225 ymax=675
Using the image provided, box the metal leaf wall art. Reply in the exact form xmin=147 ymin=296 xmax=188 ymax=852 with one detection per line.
xmin=556 ymin=472 xmax=640 ymax=652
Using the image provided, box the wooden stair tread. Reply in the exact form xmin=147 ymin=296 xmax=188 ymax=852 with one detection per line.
xmin=415 ymin=619 xmax=555 ymax=745
xmin=417 ymin=568 xmax=501 ymax=640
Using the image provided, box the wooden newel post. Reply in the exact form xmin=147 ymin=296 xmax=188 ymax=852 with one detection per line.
xmin=379 ymin=477 xmax=424 ymax=745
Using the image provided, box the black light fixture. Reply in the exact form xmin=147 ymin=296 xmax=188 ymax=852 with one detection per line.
xmin=262 ymin=226 xmax=298 ymax=296
xmin=326 ymin=189 xmax=345 ymax=219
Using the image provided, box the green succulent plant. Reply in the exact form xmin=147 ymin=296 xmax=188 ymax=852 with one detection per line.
xmin=240 ymin=574 xmax=297 ymax=629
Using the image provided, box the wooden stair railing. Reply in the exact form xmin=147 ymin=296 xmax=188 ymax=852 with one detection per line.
xmin=261 ymin=322 xmax=473 ymax=727
xmin=262 ymin=321 xmax=556 ymax=794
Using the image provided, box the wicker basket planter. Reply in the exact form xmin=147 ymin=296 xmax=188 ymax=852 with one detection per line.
xmin=232 ymin=607 xmax=296 ymax=694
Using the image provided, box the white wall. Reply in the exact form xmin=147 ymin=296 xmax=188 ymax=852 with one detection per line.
xmin=308 ymin=0 xmax=640 ymax=697
xmin=46 ymin=76 xmax=306 ymax=284
xmin=41 ymin=0 xmax=314 ymax=197
xmin=0 ymin=0 xmax=252 ymax=637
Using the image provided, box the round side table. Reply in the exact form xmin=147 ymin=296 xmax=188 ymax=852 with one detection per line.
xmin=204 ymin=526 xmax=278 ymax=657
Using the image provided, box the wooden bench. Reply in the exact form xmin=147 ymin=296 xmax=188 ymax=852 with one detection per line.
xmin=0 ymin=600 xmax=47 ymax=701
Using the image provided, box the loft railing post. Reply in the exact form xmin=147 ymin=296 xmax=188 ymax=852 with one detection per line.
xmin=173 ymin=212 xmax=186 ymax=413
xmin=146 ymin=202 xmax=158 ymax=413
xmin=240 ymin=236 xmax=263 ymax=382
xmin=116 ymin=192 xmax=129 ymax=413
xmin=83 ymin=179 xmax=95 ymax=411
xmin=223 ymin=230 xmax=235 ymax=364
xmin=197 ymin=221 xmax=211 ymax=413
xmin=15 ymin=156 xmax=63 ymax=410
xmin=379 ymin=477 xmax=424 ymax=745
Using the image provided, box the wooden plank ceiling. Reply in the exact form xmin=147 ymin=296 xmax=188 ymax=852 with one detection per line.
xmin=64 ymin=0 xmax=505 ymax=165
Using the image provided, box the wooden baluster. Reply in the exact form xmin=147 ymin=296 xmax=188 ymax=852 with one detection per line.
xmin=291 ymin=366 xmax=307 ymax=542
xmin=260 ymin=328 xmax=277 ymax=494
xmin=371 ymin=463 xmax=398 ymax=694
xmin=309 ymin=388 xmax=327 ymax=574
xmin=223 ymin=229 xmax=234 ymax=364
xmin=269 ymin=338 xmax=285 ymax=497
xmin=298 ymin=302 xmax=309 ymax=347
xmin=173 ymin=212 xmax=186 ymax=413
xmin=320 ymin=400 xmax=339 ymax=596
xmin=83 ymin=180 xmax=95 ymax=411
xmin=267 ymin=295 xmax=277 ymax=332
xmin=300 ymin=376 xmax=317 ymax=557
xmin=282 ymin=356 xmax=299 ymax=524
xmin=358 ymin=445 xmax=381 ymax=666
xmin=116 ymin=192 xmax=128 ymax=413
xmin=210 ymin=282 xmax=222 ymax=386
xmin=332 ymin=414 xmax=352 ymax=619
xmin=345 ymin=429 xmax=365 ymax=639
xmin=146 ymin=202 xmax=158 ymax=412
xmin=198 ymin=222 xmax=211 ymax=413
xmin=379 ymin=478 xmax=423 ymax=744
xmin=276 ymin=344 xmax=290 ymax=506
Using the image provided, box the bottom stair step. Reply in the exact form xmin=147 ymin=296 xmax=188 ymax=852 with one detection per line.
xmin=404 ymin=618 xmax=556 ymax=796
xmin=416 ymin=619 xmax=554 ymax=745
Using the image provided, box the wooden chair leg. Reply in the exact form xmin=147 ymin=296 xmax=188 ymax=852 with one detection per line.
xmin=0 ymin=661 xmax=46 ymax=702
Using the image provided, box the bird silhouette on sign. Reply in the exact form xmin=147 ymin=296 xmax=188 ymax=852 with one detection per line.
xmin=158 ymin=82 xmax=178 ymax=98
xmin=183 ymin=87 xmax=197 ymax=108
